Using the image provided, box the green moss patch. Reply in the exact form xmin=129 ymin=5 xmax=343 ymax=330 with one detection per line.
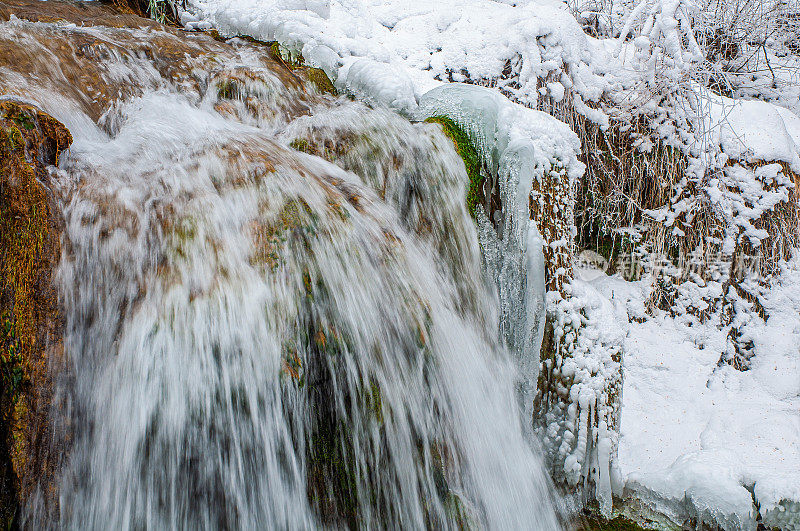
xmin=289 ymin=138 xmax=311 ymax=153
xmin=306 ymin=67 xmax=336 ymax=95
xmin=424 ymin=116 xmax=483 ymax=218
xmin=0 ymin=100 xmax=71 ymax=522
xmin=0 ymin=315 xmax=25 ymax=408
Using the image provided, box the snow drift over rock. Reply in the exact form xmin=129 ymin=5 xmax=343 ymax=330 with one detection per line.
xmin=182 ymin=0 xmax=605 ymax=109
xmin=708 ymin=94 xmax=800 ymax=172
xmin=336 ymin=58 xmax=417 ymax=114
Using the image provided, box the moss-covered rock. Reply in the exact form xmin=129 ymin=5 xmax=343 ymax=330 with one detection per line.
xmin=264 ymin=39 xmax=337 ymax=95
xmin=424 ymin=116 xmax=483 ymax=218
xmin=0 ymin=100 xmax=71 ymax=525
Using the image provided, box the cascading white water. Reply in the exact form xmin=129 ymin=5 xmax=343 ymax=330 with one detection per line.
xmin=2 ymin=13 xmax=561 ymax=529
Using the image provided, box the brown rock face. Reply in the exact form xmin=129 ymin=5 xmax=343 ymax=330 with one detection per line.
xmin=0 ymin=100 xmax=71 ymax=526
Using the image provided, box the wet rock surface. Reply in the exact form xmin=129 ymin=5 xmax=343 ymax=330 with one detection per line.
xmin=0 ymin=0 xmax=327 ymax=123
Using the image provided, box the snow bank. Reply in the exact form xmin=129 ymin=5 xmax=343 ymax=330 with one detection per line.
xmin=587 ymin=260 xmax=800 ymax=530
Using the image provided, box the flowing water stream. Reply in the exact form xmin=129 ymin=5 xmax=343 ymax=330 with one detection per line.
xmin=1 ymin=7 xmax=561 ymax=528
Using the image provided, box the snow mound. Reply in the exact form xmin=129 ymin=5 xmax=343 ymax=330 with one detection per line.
xmin=336 ymin=58 xmax=417 ymax=114
xmin=589 ymin=258 xmax=800 ymax=530
xmin=709 ymin=95 xmax=800 ymax=172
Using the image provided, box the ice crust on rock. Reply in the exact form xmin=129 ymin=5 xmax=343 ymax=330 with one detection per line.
xmin=336 ymin=58 xmax=417 ymax=115
xmin=541 ymin=279 xmax=625 ymax=517
xmin=415 ymin=83 xmax=584 ymax=430
xmin=416 ymin=83 xmax=583 ymax=183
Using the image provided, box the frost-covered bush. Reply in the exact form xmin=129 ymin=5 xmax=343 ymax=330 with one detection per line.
xmin=572 ymin=0 xmax=799 ymax=105
xmin=615 ymin=0 xmax=704 ymax=75
xmin=572 ymin=0 xmax=800 ymax=302
xmin=566 ymin=0 xmax=626 ymax=37
xmin=696 ymin=0 xmax=800 ymax=105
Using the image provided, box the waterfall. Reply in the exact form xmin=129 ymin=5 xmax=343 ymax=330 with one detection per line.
xmin=1 ymin=11 xmax=561 ymax=529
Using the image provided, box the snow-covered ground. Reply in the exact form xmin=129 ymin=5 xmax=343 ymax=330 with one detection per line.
xmin=584 ymin=262 xmax=800 ymax=529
